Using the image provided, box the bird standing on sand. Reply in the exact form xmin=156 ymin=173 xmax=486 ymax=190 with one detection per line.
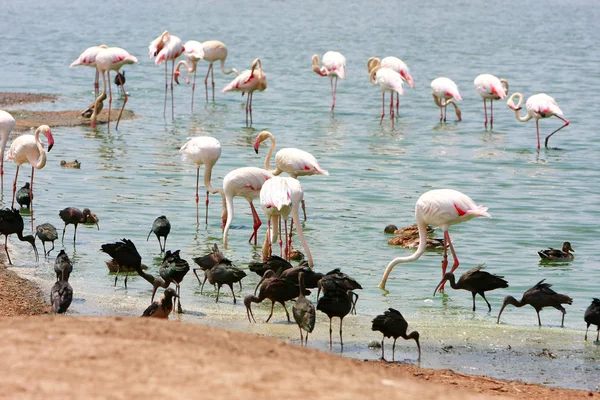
xmin=35 ymin=223 xmax=58 ymax=257
xmin=51 ymin=280 xmax=73 ymax=314
xmin=59 ymin=207 xmax=99 ymax=243
xmin=292 ymin=271 xmax=316 ymax=346
xmin=433 ymin=264 xmax=509 ymax=311
xmin=378 ymin=189 xmax=491 ymax=292
xmin=204 ymin=259 xmax=246 ymax=304
xmin=0 ymin=110 xmax=16 ymax=192
xmin=474 ymin=74 xmax=508 ymax=129
xmin=222 ymin=58 xmax=267 ymax=126
xmin=0 ymin=208 xmax=38 ymax=265
xmin=54 ymin=249 xmax=73 ymax=281
xmin=147 ymin=215 xmax=171 ymax=253
xmin=538 ymin=242 xmax=574 ymax=261
xmin=155 ymin=250 xmax=190 ymax=314
xmin=142 ymin=288 xmax=178 ymax=318
xmin=312 ymin=51 xmax=346 ymax=112
xmin=497 ymin=279 xmax=573 ymax=327
xmin=584 ymin=298 xmax=600 ymax=342
xmin=16 ymin=183 xmax=31 ymax=209
xmin=317 ymin=268 xmax=362 ymax=314
xmin=431 ymin=77 xmax=462 ymax=122
xmin=371 ymin=308 xmax=421 ymax=361
xmin=317 ymin=287 xmax=354 ymax=349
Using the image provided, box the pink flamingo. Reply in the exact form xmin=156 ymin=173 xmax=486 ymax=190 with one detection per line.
xmin=312 ymin=51 xmax=346 ymax=112
xmin=174 ymin=40 xmax=205 ymax=112
xmin=378 ymin=189 xmax=491 ymax=292
xmin=474 ymin=74 xmax=509 ymax=129
xmin=507 ymin=92 xmax=569 ymax=149
xmin=253 ymin=130 xmax=329 ymax=220
xmin=94 ymin=47 xmax=138 ymax=129
xmin=367 ymin=63 xmax=405 ymax=123
xmin=69 ymin=45 xmax=108 ymax=98
xmin=179 ymin=136 xmax=222 ymax=225
xmin=6 ymin=125 xmax=55 ymax=230
xmin=431 ymin=77 xmax=462 ymax=122
xmin=0 ymin=110 xmax=16 ymax=191
xmin=149 ymin=31 xmax=185 ymax=119
xmin=259 ymin=176 xmax=313 ymax=267
xmin=221 ymin=166 xmax=273 ymax=248
xmin=367 ymin=56 xmax=414 ymax=115
xmin=222 ymin=58 xmax=267 ymax=126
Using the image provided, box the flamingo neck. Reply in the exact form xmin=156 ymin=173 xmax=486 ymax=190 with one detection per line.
xmin=32 ymin=127 xmax=47 ymax=169
xmin=508 ymin=93 xmax=532 ymax=122
xmin=367 ymin=57 xmax=380 ymax=74
xmin=291 ymin=201 xmax=313 ymax=267
xmin=222 ymin=192 xmax=234 ymax=249
xmin=175 ymin=60 xmax=192 ymax=83
xmin=203 ymin=164 xmax=219 ymax=195
xmin=220 ymin=59 xmax=238 ymax=76
xmin=445 ymin=99 xmax=462 ymax=120
xmin=312 ymin=55 xmax=327 ymax=76
xmin=369 ymin=67 xmax=379 ymax=84
xmin=264 ymin=133 xmax=276 ymax=172
xmin=500 ymin=79 xmax=509 ymax=96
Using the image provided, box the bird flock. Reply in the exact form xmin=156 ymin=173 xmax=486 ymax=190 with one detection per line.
xmin=0 ymin=31 xmax=596 ymax=365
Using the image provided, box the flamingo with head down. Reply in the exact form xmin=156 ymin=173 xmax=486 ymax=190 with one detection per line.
xmin=149 ymin=31 xmax=185 ymax=119
xmin=312 ymin=51 xmax=346 ymax=112
xmin=367 ymin=57 xmax=414 ymax=115
xmin=431 ymin=77 xmax=462 ymax=122
xmin=474 ymin=74 xmax=509 ymax=129
xmin=69 ymin=45 xmax=108 ymax=98
xmin=367 ymin=62 xmax=405 ymax=123
xmin=222 ymin=58 xmax=267 ymax=126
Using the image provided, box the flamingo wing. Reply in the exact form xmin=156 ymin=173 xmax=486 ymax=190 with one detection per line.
xmin=527 ymin=93 xmax=564 ymax=117
xmin=183 ymin=40 xmax=205 ymax=61
xmin=322 ymin=51 xmax=346 ymax=79
xmin=373 ymin=69 xmax=405 ymax=96
xmin=276 ymin=148 xmax=329 ymax=176
xmin=222 ymin=69 xmax=251 ymax=92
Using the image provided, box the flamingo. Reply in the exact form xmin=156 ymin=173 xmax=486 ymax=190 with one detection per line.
xmin=474 ymin=74 xmax=509 ymax=129
xmin=94 ymin=47 xmax=138 ymax=129
xmin=368 ymin=64 xmax=405 ymax=123
xmin=431 ymin=77 xmax=462 ymax=122
xmin=0 ymin=110 xmax=16 ymax=191
xmin=6 ymin=125 xmax=54 ymax=229
xmin=174 ymin=40 xmax=205 ymax=112
xmin=378 ymin=189 xmax=491 ymax=292
xmin=149 ymin=31 xmax=185 ymax=119
xmin=222 ymin=58 xmax=267 ymax=126
xmin=253 ymin=130 xmax=329 ymax=221
xmin=259 ymin=176 xmax=314 ymax=267
xmin=69 ymin=45 xmax=108 ymax=98
xmin=506 ymin=92 xmax=569 ymax=149
xmin=222 ymin=166 xmax=273 ymax=249
xmin=367 ymin=56 xmax=415 ymax=115
xmin=312 ymin=51 xmax=346 ymax=112
xmin=179 ymin=136 xmax=222 ymax=225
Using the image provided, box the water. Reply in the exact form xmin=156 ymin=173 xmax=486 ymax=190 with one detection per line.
xmin=2 ymin=0 xmax=600 ymax=391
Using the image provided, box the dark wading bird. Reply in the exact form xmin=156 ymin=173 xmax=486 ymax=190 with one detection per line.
xmin=35 ymin=223 xmax=58 ymax=257
xmin=16 ymin=182 xmax=31 ymax=209
xmin=204 ymin=259 xmax=246 ymax=304
xmin=253 ymin=264 xmax=323 ymax=295
xmin=59 ymin=207 xmax=99 ymax=242
xmin=248 ymin=254 xmax=293 ymax=277
xmin=54 ymin=249 xmax=73 ymax=281
xmin=114 ymin=70 xmax=126 ymax=96
xmin=101 ymin=239 xmax=144 ymax=288
xmin=50 ymin=280 xmax=73 ymax=314
xmin=244 ymin=269 xmax=309 ymax=323
xmin=584 ymin=298 xmax=600 ymax=342
xmin=371 ymin=308 xmax=421 ymax=361
xmin=317 ymin=288 xmax=354 ymax=349
xmin=0 ymin=208 xmax=38 ymax=264
xmin=292 ymin=271 xmax=316 ymax=346
xmin=433 ymin=264 xmax=509 ymax=311
xmin=147 ymin=215 xmax=170 ymax=253
xmin=497 ymin=279 xmax=573 ymax=327
xmin=317 ymin=268 xmax=362 ymax=314
xmin=154 ymin=250 xmax=190 ymax=314
xmin=141 ymin=288 xmax=178 ymax=318
xmin=192 ymin=243 xmax=232 ymax=292
xmin=538 ymin=242 xmax=574 ymax=261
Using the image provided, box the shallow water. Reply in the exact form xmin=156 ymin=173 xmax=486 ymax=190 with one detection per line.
xmin=3 ymin=0 xmax=600 ymax=391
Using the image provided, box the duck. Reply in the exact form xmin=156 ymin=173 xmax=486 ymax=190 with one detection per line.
xmin=388 ymin=235 xmax=444 ymax=249
xmin=60 ymin=160 xmax=81 ymax=169
xmin=384 ymin=223 xmax=435 ymax=237
xmin=83 ymin=208 xmax=99 ymax=226
xmin=538 ymin=242 xmax=574 ymax=261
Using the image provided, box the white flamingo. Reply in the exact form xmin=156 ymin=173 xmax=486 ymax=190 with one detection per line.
xmin=474 ymin=74 xmax=509 ymax=129
xmin=222 ymin=58 xmax=267 ymax=126
xmin=378 ymin=189 xmax=491 ymax=292
xmin=431 ymin=77 xmax=462 ymax=122
xmin=368 ymin=64 xmax=405 ymax=123
xmin=149 ymin=31 xmax=185 ymax=119
xmin=507 ymin=93 xmax=569 ymax=149
xmin=312 ymin=51 xmax=346 ymax=112
xmin=174 ymin=40 xmax=205 ymax=112
xmin=69 ymin=45 xmax=108 ymax=98
xmin=0 ymin=110 xmax=16 ymax=191
xmin=367 ymin=56 xmax=414 ymax=115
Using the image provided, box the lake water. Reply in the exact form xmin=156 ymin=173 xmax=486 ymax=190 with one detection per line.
xmin=3 ymin=0 xmax=600 ymax=391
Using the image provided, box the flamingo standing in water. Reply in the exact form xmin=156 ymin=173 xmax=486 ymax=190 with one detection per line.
xmin=474 ymin=74 xmax=509 ymax=129
xmin=69 ymin=45 xmax=108 ymax=98
xmin=0 ymin=110 xmax=16 ymax=192
xmin=431 ymin=77 xmax=462 ymax=122
xmin=506 ymin=92 xmax=569 ymax=149
xmin=367 ymin=57 xmax=414 ymax=115
xmin=179 ymin=136 xmax=222 ymax=225
xmin=174 ymin=40 xmax=205 ymax=112
xmin=312 ymin=51 xmax=346 ymax=112
xmin=94 ymin=46 xmax=138 ymax=129
xmin=259 ymin=176 xmax=314 ymax=267
xmin=367 ymin=63 xmax=405 ymax=123
xmin=222 ymin=166 xmax=273 ymax=249
xmin=378 ymin=189 xmax=491 ymax=292
xmin=149 ymin=31 xmax=185 ymax=119
xmin=6 ymin=125 xmax=54 ymax=229
xmin=253 ymin=130 xmax=329 ymax=220
xmin=222 ymin=58 xmax=267 ymax=126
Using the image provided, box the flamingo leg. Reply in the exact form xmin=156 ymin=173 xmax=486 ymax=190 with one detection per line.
xmin=437 ymin=230 xmax=451 ymax=291
xmin=249 ymin=92 xmax=254 ymax=125
xmin=163 ymin=62 xmax=168 ymax=118
xmin=483 ymin=98 xmax=488 ymax=129
xmin=536 ymin=120 xmax=541 ymax=149
xmin=396 ymin=91 xmax=400 ymax=115
xmin=333 ymin=77 xmax=338 ymax=112
xmin=390 ymin=91 xmax=395 ymax=120
xmin=204 ymin=63 xmax=213 ymax=102
xmin=211 ymin=62 xmax=216 ymax=102
xmin=29 ymin=167 xmax=34 ymax=232
xmin=171 ymin=59 xmax=175 ymax=120
xmin=278 ymin=216 xmax=283 ymax=257
xmin=284 ymin=218 xmax=289 ymax=260
xmin=267 ymin=218 xmax=272 ymax=258
xmin=115 ymin=72 xmax=128 ymax=130
xmin=447 ymin=232 xmax=460 ymax=273
xmin=107 ymin=71 xmax=113 ymax=130
xmin=245 ymin=91 xmax=250 ymax=126
xmin=443 ymin=102 xmax=447 ymax=122
xmin=191 ymin=68 xmax=197 ymax=113
xmin=490 ymin=99 xmax=494 ymax=129
xmin=380 ymin=92 xmax=385 ymax=124
xmin=195 ymin=167 xmax=200 ymax=225
xmin=301 ymin=199 xmax=307 ymax=222
xmin=94 ymin=69 xmax=99 ymax=97
xmin=11 ymin=165 xmax=19 ymax=208
xmin=544 ymin=115 xmax=570 ymax=149
xmin=248 ymin=201 xmax=262 ymax=245
xmin=330 ymin=78 xmax=335 ymax=112
xmin=205 ymin=189 xmax=209 ymax=225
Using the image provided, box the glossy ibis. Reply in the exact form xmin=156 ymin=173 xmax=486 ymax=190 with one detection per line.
xmin=248 ymin=254 xmax=293 ymax=277
xmin=317 ymin=268 xmax=362 ymax=314
xmin=156 ymin=250 xmax=190 ymax=313
xmin=497 ymin=279 xmax=573 ymax=327
xmin=147 ymin=215 xmax=170 ymax=252
xmin=204 ymin=259 xmax=246 ymax=304
xmin=292 ymin=271 xmax=316 ymax=346
xmin=317 ymin=288 xmax=354 ymax=349
xmin=584 ymin=298 xmax=600 ymax=342
xmin=371 ymin=308 xmax=421 ymax=361
xmin=279 ymin=266 xmax=323 ymax=289
xmin=244 ymin=270 xmax=309 ymax=323
xmin=54 ymin=249 xmax=73 ymax=281
xmin=100 ymin=238 xmax=146 ymax=288
xmin=35 ymin=223 xmax=58 ymax=257
xmin=50 ymin=280 xmax=73 ymax=314
xmin=141 ymin=288 xmax=178 ymax=319
xmin=0 ymin=208 xmax=38 ymax=264
xmin=538 ymin=242 xmax=574 ymax=261
xmin=192 ymin=243 xmax=231 ymax=292
xmin=433 ymin=264 xmax=509 ymax=311
xmin=59 ymin=207 xmax=99 ymax=242
xmin=16 ymin=182 xmax=31 ymax=208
